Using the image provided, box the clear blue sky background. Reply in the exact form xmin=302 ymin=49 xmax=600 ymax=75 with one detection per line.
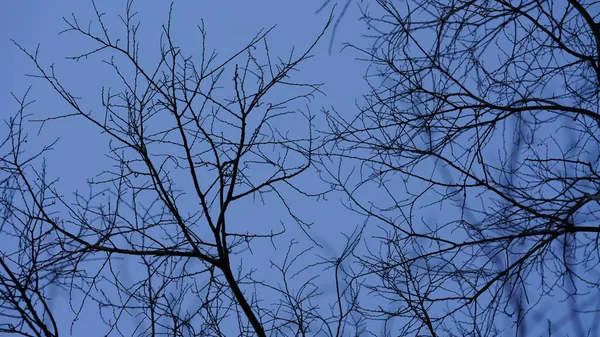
xmin=1 ymin=0 xmax=368 ymax=187
xmin=2 ymin=1 xmax=590 ymax=336
xmin=1 ymin=1 xmax=376 ymax=335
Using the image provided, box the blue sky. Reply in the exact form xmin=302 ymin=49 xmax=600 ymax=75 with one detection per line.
xmin=2 ymin=1 xmax=596 ymax=336
xmin=1 ymin=0 xmax=367 ymax=186
xmin=1 ymin=1 xmax=376 ymax=336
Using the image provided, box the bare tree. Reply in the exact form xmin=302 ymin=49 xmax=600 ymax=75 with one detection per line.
xmin=1 ymin=93 xmax=62 ymax=337
xmin=1 ymin=2 xmax=363 ymax=336
xmin=325 ymin=0 xmax=600 ymax=335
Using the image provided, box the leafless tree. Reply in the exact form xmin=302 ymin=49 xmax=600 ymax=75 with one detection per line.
xmin=325 ymin=0 xmax=600 ymax=335
xmin=1 ymin=93 xmax=62 ymax=337
xmin=1 ymin=1 xmax=363 ymax=336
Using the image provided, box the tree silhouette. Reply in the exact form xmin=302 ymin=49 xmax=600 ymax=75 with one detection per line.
xmin=1 ymin=2 xmax=363 ymax=336
xmin=325 ymin=0 xmax=600 ymax=335
xmin=6 ymin=0 xmax=600 ymax=336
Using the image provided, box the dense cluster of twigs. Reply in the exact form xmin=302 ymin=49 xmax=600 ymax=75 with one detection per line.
xmin=0 ymin=2 xmax=358 ymax=336
xmin=325 ymin=0 xmax=600 ymax=335
xmin=2 ymin=0 xmax=599 ymax=336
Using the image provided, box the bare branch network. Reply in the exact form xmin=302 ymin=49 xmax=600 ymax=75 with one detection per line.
xmin=1 ymin=2 xmax=360 ymax=337
xmin=2 ymin=0 xmax=600 ymax=336
xmin=324 ymin=0 xmax=600 ymax=335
